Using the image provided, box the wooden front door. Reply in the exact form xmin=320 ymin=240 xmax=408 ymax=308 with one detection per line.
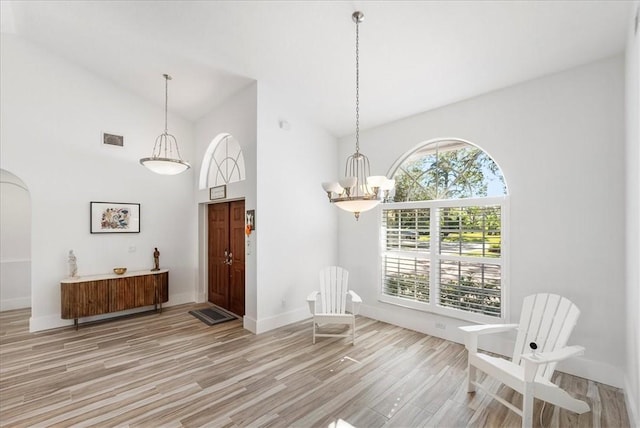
xmin=208 ymin=200 xmax=245 ymax=316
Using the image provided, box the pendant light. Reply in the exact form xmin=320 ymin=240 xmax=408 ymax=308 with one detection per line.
xmin=140 ymin=74 xmax=191 ymax=175
xmin=321 ymin=11 xmax=394 ymax=220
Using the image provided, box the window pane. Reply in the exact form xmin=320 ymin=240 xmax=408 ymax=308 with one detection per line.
xmin=439 ymin=206 xmax=501 ymax=258
xmin=439 ymin=260 xmax=501 ymax=317
xmin=383 ymin=208 xmax=430 ymax=252
xmin=382 ymin=255 xmax=429 ymax=303
xmin=391 ymin=141 xmax=506 ymax=202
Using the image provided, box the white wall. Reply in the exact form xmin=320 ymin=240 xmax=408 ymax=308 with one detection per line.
xmin=624 ymin=2 xmax=640 ymax=425
xmin=254 ymin=82 xmax=338 ymax=333
xmin=194 ymin=82 xmax=258 ymax=328
xmin=338 ymin=56 xmax=627 ymax=388
xmin=0 ymin=169 xmax=31 ymax=310
xmin=0 ymin=35 xmax=198 ymax=330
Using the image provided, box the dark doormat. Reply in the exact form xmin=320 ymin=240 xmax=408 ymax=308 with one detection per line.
xmin=189 ymin=306 xmax=237 ymax=326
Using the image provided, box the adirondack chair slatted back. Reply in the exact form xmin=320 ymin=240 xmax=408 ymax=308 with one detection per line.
xmin=512 ymin=293 xmax=581 ymax=380
xmin=319 ymin=266 xmax=349 ymax=314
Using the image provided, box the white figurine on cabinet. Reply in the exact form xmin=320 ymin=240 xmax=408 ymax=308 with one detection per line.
xmin=68 ymin=250 xmax=78 ymax=278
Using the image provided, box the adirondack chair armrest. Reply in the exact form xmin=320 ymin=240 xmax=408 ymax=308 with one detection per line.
xmin=459 ymin=323 xmax=519 ymax=353
xmin=520 ymin=345 xmax=585 ymax=366
xmin=521 ymin=345 xmax=585 ymax=382
xmin=348 ymin=290 xmax=362 ymax=315
xmin=307 ymin=291 xmax=320 ymax=314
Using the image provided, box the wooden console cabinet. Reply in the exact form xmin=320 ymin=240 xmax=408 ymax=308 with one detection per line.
xmin=61 ymin=269 xmax=168 ymax=329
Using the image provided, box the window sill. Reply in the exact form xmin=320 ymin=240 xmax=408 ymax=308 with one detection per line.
xmin=379 ymin=294 xmax=506 ymax=325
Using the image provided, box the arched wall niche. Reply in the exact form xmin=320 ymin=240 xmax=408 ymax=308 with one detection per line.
xmin=0 ymin=169 xmax=31 ymax=311
xmin=199 ymin=133 xmax=246 ymax=190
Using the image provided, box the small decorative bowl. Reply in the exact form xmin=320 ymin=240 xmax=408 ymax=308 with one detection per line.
xmin=113 ymin=267 xmax=127 ymax=275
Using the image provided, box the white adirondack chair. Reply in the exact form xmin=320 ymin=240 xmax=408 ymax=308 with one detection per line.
xmin=459 ymin=293 xmax=590 ymax=428
xmin=307 ymin=266 xmax=362 ymax=345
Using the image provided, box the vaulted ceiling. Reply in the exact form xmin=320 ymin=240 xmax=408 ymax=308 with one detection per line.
xmin=1 ymin=1 xmax=632 ymax=137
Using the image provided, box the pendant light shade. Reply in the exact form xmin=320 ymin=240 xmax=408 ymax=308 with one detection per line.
xmin=140 ymin=156 xmax=190 ymax=175
xmin=140 ymin=74 xmax=191 ymax=175
xmin=321 ymin=11 xmax=394 ymax=220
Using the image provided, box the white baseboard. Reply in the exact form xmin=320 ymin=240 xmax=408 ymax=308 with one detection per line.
xmin=243 ymin=315 xmax=257 ymax=333
xmin=254 ymin=306 xmax=309 ymax=334
xmin=166 ymin=292 xmax=195 ymax=306
xmin=30 ymin=305 xmax=166 ymax=332
xmin=0 ymin=297 xmax=30 ymax=311
xmin=30 ymin=313 xmax=71 ymax=332
xmin=625 ymin=378 xmax=639 ymax=428
xmin=359 ymin=303 xmax=625 ymax=389
xmin=29 ymin=293 xmax=197 ymax=332
xmin=555 ymin=356 xmax=624 ymax=389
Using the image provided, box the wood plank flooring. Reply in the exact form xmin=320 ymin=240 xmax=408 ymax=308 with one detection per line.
xmin=0 ymin=304 xmax=629 ymax=428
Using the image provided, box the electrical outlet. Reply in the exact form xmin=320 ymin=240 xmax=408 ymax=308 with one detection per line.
xmin=435 ymin=322 xmax=446 ymax=330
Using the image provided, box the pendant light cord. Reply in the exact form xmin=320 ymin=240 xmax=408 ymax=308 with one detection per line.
xmin=163 ymin=74 xmax=171 ymax=134
xmin=355 ymin=17 xmax=360 ymax=155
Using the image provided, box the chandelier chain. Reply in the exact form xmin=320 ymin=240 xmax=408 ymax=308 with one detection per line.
xmin=355 ymin=17 xmax=360 ymax=155
xmin=163 ymin=74 xmax=170 ymax=134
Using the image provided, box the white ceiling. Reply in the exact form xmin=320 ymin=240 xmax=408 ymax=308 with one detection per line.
xmin=1 ymin=1 xmax=633 ymax=137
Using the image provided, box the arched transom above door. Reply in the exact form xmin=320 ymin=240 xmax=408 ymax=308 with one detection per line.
xmin=199 ymin=133 xmax=246 ymax=190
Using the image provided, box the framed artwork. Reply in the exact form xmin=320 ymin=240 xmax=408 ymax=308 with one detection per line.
xmin=90 ymin=202 xmax=140 ymax=234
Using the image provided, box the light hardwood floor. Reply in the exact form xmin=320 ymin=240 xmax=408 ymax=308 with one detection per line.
xmin=0 ymin=304 xmax=629 ymax=428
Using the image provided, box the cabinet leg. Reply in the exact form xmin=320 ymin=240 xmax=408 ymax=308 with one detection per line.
xmin=154 ymin=276 xmax=162 ymax=313
xmin=74 ymin=318 xmax=78 ymax=331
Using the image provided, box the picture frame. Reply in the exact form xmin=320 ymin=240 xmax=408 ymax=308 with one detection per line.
xmin=210 ymin=185 xmax=226 ymax=200
xmin=90 ymin=202 xmax=140 ymax=234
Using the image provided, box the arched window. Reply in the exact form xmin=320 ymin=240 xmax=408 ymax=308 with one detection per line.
xmin=199 ymin=133 xmax=246 ymax=190
xmin=381 ymin=139 xmax=508 ymax=323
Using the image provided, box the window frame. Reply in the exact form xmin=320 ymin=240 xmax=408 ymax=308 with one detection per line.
xmin=379 ymin=195 xmax=509 ymax=324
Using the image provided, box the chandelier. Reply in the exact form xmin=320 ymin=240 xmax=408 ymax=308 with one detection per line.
xmin=321 ymin=11 xmax=394 ymax=220
xmin=140 ymin=74 xmax=191 ymax=175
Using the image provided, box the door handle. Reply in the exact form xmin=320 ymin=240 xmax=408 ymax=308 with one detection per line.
xmin=223 ymin=249 xmax=233 ymax=265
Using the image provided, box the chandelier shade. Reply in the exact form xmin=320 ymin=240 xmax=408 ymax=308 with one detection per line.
xmin=334 ymin=198 xmax=381 ymax=214
xmin=140 ymin=74 xmax=191 ymax=175
xmin=139 ymin=157 xmax=190 ymax=175
xmin=321 ymin=11 xmax=394 ymax=220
